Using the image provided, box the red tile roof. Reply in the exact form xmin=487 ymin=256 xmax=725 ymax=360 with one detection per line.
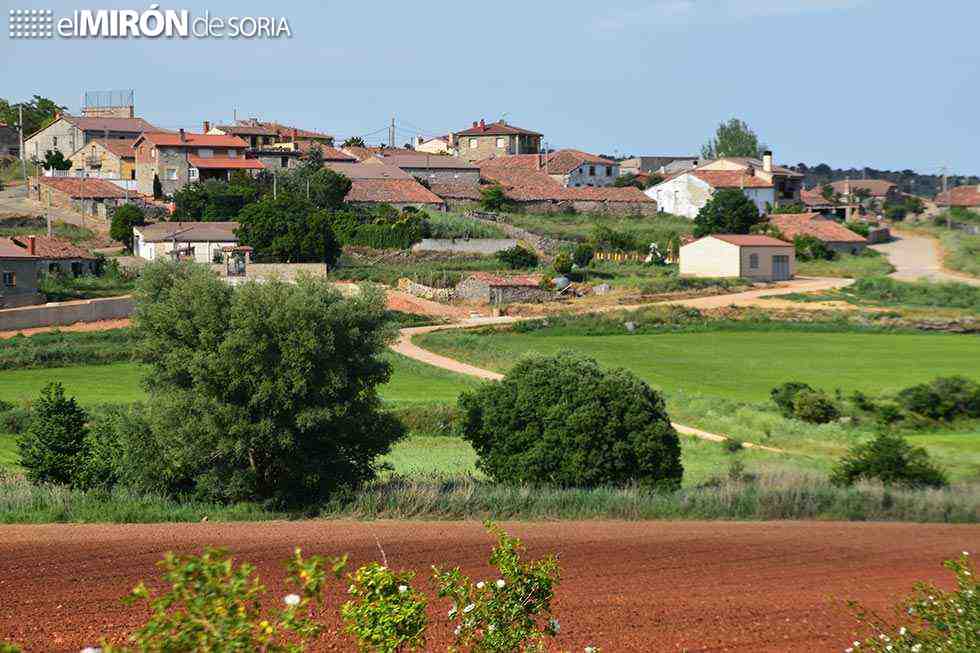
xmin=828 ymin=179 xmax=897 ymax=197
xmin=346 ymin=179 xmax=445 ymax=205
xmin=428 ymin=181 xmax=483 ymax=200
xmin=213 ymin=123 xmax=278 ymax=136
xmin=690 ymin=170 xmax=773 ymax=189
xmin=137 ymin=132 xmax=248 ymax=148
xmin=479 ymin=164 xmax=653 ymax=203
xmin=39 ymin=177 xmax=129 ymax=198
xmin=10 ymin=235 xmax=96 ymax=260
xmin=708 ymin=234 xmax=792 ymax=247
xmin=455 ymin=120 xmax=542 ymax=137
xmin=801 ymin=187 xmax=833 ymax=207
xmin=768 ymin=213 xmax=866 ymax=244
xmin=63 ymin=115 xmax=158 ymax=133
xmin=187 ymin=155 xmax=264 ymax=170
xmin=259 ymin=122 xmax=333 ymax=141
xmin=936 ymin=185 xmax=980 ymax=207
xmin=466 ymin=272 xmax=542 ymax=287
xmin=478 ymin=150 xmax=615 ymax=175
xmin=0 ymin=238 xmax=38 ymax=259
xmin=294 ymin=141 xmax=356 ymax=161
xmin=325 ymin=161 xmax=413 ymax=180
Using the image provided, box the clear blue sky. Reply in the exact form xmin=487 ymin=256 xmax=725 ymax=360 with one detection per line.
xmin=2 ymin=0 xmax=977 ymax=174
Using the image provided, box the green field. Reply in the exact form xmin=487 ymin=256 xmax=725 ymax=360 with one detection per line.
xmin=417 ymin=329 xmax=980 ymax=402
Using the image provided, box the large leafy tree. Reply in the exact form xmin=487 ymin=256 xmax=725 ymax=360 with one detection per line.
xmin=110 ymin=204 xmax=145 ymax=251
xmin=42 ymin=150 xmax=72 ymax=171
xmin=341 ymin=136 xmax=366 ymax=148
xmin=235 ymin=192 xmax=341 ymax=265
xmin=701 ymin=118 xmax=766 ymax=159
xmin=693 ymin=188 xmax=762 ymax=237
xmin=129 ymin=261 xmax=405 ymax=505
xmin=171 ymin=179 xmax=259 ymax=219
xmin=0 ymin=95 xmax=66 ymax=136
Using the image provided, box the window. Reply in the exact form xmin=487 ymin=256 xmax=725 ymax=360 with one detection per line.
xmin=2 ymin=271 xmax=14 ymax=287
xmin=188 ymin=168 xmax=199 ymax=181
xmin=589 ymin=166 xmax=596 ymax=176
xmin=749 ymin=253 xmax=759 ymax=269
xmin=166 ymin=168 xmax=178 ymax=181
xmin=606 ymin=166 xmax=613 ymax=177
xmin=52 ymin=137 xmax=58 ymax=147
xmin=469 ymin=138 xmax=477 ymax=149
xmin=496 ymin=137 xmax=505 ymax=148
xmin=281 ymin=156 xmax=289 ymax=168
xmin=197 ymin=148 xmax=213 ymax=158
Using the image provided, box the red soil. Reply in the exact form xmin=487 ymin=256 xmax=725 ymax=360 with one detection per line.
xmin=0 ymin=520 xmax=975 ymax=652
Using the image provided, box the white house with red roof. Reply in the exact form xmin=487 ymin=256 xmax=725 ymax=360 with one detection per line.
xmin=133 ymin=130 xmax=263 ymax=196
xmin=680 ymin=234 xmax=795 ymax=281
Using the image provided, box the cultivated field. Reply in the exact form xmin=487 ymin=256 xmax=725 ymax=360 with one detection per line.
xmin=0 ymin=520 xmax=975 ymax=652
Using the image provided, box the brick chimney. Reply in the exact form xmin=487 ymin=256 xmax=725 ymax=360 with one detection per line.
xmin=762 ymin=150 xmax=773 ymax=173
xmin=202 ymin=120 xmax=210 ymax=133
xmin=27 ymin=235 xmax=36 ymax=256
xmin=179 ymin=128 xmax=186 ymax=142
xmin=479 ymin=118 xmax=486 ymax=131
xmin=472 ymin=121 xmax=478 ymax=128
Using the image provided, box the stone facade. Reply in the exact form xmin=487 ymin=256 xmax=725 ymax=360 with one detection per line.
xmin=455 ymin=274 xmax=552 ymax=304
xmin=68 ymin=141 xmax=135 ymax=180
xmin=136 ymin=144 xmax=190 ymax=196
xmin=0 ymin=257 xmax=43 ymax=308
xmin=457 ymin=132 xmax=541 ymax=162
xmin=25 ymin=119 xmax=80 ymax=162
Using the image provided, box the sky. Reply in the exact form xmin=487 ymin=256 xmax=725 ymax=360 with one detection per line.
xmin=1 ymin=0 xmax=977 ymax=174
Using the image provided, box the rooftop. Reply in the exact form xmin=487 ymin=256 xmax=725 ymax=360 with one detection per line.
xmin=10 ymin=235 xmax=96 ymax=260
xmin=689 ymin=170 xmax=773 ymax=189
xmin=213 ymin=123 xmax=278 ymax=136
xmin=478 ymin=150 xmax=615 ymax=175
xmin=455 ymin=119 xmax=542 ymax=137
xmin=0 ymin=238 xmax=38 ymax=259
xmin=768 ymin=213 xmax=867 ymax=244
xmin=39 ymin=177 xmax=129 ymax=198
xmin=136 ymin=221 xmax=240 ymax=243
xmin=187 ymin=155 xmax=265 ymax=170
xmin=936 ymin=185 xmax=980 ymax=207
xmin=707 ymin=234 xmax=793 ymax=247
xmin=324 ymin=161 xmax=413 ymax=180
xmin=61 ymin=114 xmax=159 ymax=134
xmin=136 ymin=132 xmax=248 ymax=148
xmin=345 ymin=178 xmax=445 ymax=205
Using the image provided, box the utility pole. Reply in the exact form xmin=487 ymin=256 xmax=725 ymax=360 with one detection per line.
xmin=941 ymin=166 xmax=950 ymax=229
xmin=389 ymin=117 xmax=396 ymax=148
xmin=18 ymin=104 xmax=28 ymax=198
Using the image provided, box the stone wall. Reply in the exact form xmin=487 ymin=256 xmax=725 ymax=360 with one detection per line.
xmin=396 ymin=277 xmax=454 ymax=301
xmin=0 ymin=295 xmax=134 ymax=330
xmin=412 ymin=238 xmax=517 ymax=255
xmin=465 ymin=211 xmax=571 ymax=256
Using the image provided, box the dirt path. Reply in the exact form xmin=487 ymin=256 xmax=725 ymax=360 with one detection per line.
xmin=0 ymin=520 xmax=974 ymax=652
xmin=872 ymin=230 xmax=980 ymax=286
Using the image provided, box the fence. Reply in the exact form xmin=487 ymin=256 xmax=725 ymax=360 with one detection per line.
xmin=593 ymin=250 xmax=647 ymax=264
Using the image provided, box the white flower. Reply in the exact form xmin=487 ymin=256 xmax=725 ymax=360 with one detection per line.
xmin=476 ymin=581 xmax=485 ymax=589
xmin=911 ymin=645 xmax=922 ymax=653
xmin=448 ymin=606 xmax=458 ymax=618
xmin=81 ymin=648 xmax=102 ymax=653
xmin=349 ymin=584 xmax=356 ymax=593
xmin=585 ymin=647 xmax=597 ymax=653
xmin=463 ymin=603 xmax=475 ymax=613
xmin=964 ymin=551 xmax=970 ymax=556
xmin=957 ymin=608 xmax=964 ymax=614
xmin=283 ymin=593 xmax=301 ymax=607
xmin=398 ymin=584 xmax=408 ymax=594
xmin=454 ymin=625 xmax=462 ymax=636
xmin=845 ymin=648 xmax=853 ymax=653
xmin=899 ymin=627 xmax=906 ymax=636
xmin=964 ymin=571 xmax=971 ymax=576
xmin=853 ymin=641 xmax=861 ymax=647
xmin=549 ymin=618 xmax=560 ymax=634
xmin=496 ymin=579 xmax=506 ymax=588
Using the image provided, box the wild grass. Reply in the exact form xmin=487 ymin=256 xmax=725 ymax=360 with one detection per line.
xmin=0 ymin=217 xmax=96 ymax=244
xmin=0 ymin=328 xmax=134 ymax=369
xmin=425 ymin=212 xmax=506 ymax=239
xmin=0 ymin=472 xmax=975 ymax=523
xmin=329 ymin=254 xmax=502 ymax=287
xmin=776 ymin=276 xmax=980 ymax=312
xmin=497 ymin=211 xmax=693 ymax=246
xmin=38 ymin=270 xmax=136 ymax=302
xmin=904 ymin=221 xmax=980 ymax=278
xmin=795 ymin=249 xmax=895 ymax=278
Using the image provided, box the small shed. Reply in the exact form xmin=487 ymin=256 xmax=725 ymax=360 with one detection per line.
xmin=680 ymin=234 xmax=794 ymax=281
xmin=455 ymin=272 xmax=550 ymax=305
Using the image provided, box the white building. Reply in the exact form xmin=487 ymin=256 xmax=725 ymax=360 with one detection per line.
xmin=413 ymin=135 xmax=455 ymax=155
xmin=679 ymin=234 xmax=795 ymax=281
xmin=134 ymin=222 xmax=240 ymax=264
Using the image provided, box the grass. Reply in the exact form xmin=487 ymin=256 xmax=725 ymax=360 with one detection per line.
xmin=796 ymin=249 xmax=895 ymax=278
xmin=904 ymin=220 xmax=980 ymax=278
xmin=0 ymin=217 xmax=96 ymax=245
xmin=498 ymin=211 xmax=693 ymax=246
xmin=416 ymin=328 xmax=980 ymax=402
xmin=425 ymin=212 xmax=506 ymax=239
xmin=329 ymin=254 xmax=502 ymax=287
xmin=0 ymin=328 xmax=134 ymax=370
xmin=775 ymin=276 xmax=980 ymax=312
xmin=38 ymin=271 xmax=136 ymax=302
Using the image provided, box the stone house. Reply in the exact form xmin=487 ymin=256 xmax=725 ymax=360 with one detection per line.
xmin=455 ymin=272 xmax=550 ymax=305
xmin=382 ymin=154 xmax=480 ymax=185
xmin=478 ymin=150 xmax=620 ymax=188
xmin=453 ymin=119 xmax=542 ymax=163
xmin=35 ymin=177 xmax=135 ymax=221
xmin=68 ymin=139 xmax=137 ymax=180
xmin=679 ymin=234 xmax=794 ymax=281
xmin=9 ymin=235 xmax=98 ymax=276
xmin=24 ymin=114 xmax=158 ymax=162
xmin=413 ymin=135 xmax=454 ymax=155
xmin=134 ymin=222 xmax=240 ymax=264
xmin=827 ymin=179 xmax=901 ymax=205
xmin=134 ymin=130 xmax=262 ymax=197
xmin=324 ymin=161 xmax=445 ymax=211
xmin=935 ymin=184 xmax=980 ymax=211
xmin=0 ymin=238 xmax=42 ymax=308
xmin=0 ymin=123 xmax=20 ymax=157
xmin=768 ymin=212 xmax=867 ymax=255
xmin=207 ymin=121 xmax=278 ymax=149
xmin=619 ymin=156 xmax=699 ymax=176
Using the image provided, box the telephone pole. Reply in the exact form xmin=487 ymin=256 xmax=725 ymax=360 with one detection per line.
xmin=18 ymin=104 xmax=28 ymax=197
xmin=941 ymin=166 xmax=950 ymax=229
xmin=389 ymin=117 xmax=396 ymax=148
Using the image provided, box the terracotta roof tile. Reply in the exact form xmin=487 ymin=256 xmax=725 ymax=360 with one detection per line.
xmin=137 ymin=132 xmax=248 ymax=148
xmin=39 ymin=177 xmax=129 ymax=198
xmin=690 ymin=170 xmax=773 ymax=189
xmin=478 ymin=150 xmax=615 ymax=175
xmin=63 ymin=115 xmax=158 ymax=133
xmin=936 ymin=185 xmax=980 ymax=207
xmin=0 ymin=237 xmax=38 ymax=259
xmin=346 ymin=179 xmax=445 ymax=205
xmin=479 ymin=164 xmax=653 ymax=203
xmin=428 ymin=181 xmax=483 ymax=200
xmin=213 ymin=124 xmax=278 ymax=136
xmin=187 ymin=155 xmax=264 ymax=170
xmin=455 ymin=120 xmax=542 ymax=137
xmin=136 ymin=222 xmax=239 ymax=243
xmin=768 ymin=213 xmax=866 ymax=244
xmin=10 ymin=235 xmax=95 ymax=260
xmin=801 ymin=187 xmax=833 ymax=207
xmin=701 ymin=234 xmax=792 ymax=247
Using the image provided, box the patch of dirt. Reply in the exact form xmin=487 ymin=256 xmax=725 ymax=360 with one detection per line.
xmin=0 ymin=520 xmax=972 ymax=652
xmin=0 ymin=319 xmax=130 ymax=339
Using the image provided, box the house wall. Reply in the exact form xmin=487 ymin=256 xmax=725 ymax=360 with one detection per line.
xmin=0 ymin=295 xmax=133 ymax=329
xmin=679 ymin=238 xmax=741 ymax=277
xmin=25 ymin=119 xmax=81 ymax=161
xmin=738 ymin=245 xmax=795 ymax=281
xmin=456 ymin=134 xmax=541 ymax=162
xmin=136 ymin=238 xmax=237 ymax=263
xmin=415 ymin=139 xmax=452 ymax=155
xmin=401 ymin=168 xmax=480 ymax=184
xmin=69 ymin=142 xmax=135 ymax=179
xmin=825 ymin=241 xmax=866 ymax=255
xmin=136 ymin=144 xmax=190 ymax=196
xmin=648 ymin=173 xmax=774 ymax=219
xmin=0 ymin=258 xmax=43 ymax=308
xmin=454 ymin=276 xmax=491 ymax=302
xmin=39 ymin=257 xmax=98 ymax=276
xmin=563 ymin=162 xmax=619 ymax=188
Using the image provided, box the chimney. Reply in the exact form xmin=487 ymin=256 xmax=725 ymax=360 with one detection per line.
xmin=27 ymin=235 xmax=36 ymax=256
xmin=179 ymin=128 xmax=186 ymax=142
xmin=291 ymin=128 xmax=297 ymax=142
xmin=203 ymin=120 xmax=210 ymax=133
xmin=479 ymin=118 xmax=486 ymax=131
xmin=762 ymin=150 xmax=773 ymax=173
xmin=472 ymin=121 xmax=478 ymax=128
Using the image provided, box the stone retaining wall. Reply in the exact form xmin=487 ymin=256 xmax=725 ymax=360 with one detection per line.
xmin=396 ymin=277 xmax=455 ymax=301
xmin=0 ymin=296 xmax=134 ymax=331
xmin=412 ymin=238 xmax=517 ymax=255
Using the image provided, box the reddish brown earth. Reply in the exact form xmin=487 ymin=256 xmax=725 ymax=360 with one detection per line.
xmin=0 ymin=520 xmax=976 ymax=652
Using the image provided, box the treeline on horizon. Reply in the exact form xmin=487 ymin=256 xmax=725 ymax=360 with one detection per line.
xmin=788 ymin=163 xmax=978 ymax=198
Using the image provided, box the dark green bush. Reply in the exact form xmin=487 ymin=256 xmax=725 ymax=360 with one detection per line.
xmin=898 ymin=376 xmax=980 ymax=421
xmin=590 ymin=224 xmax=639 ymax=252
xmin=1 ymin=406 xmax=31 ymax=434
xmin=830 ymin=433 xmax=948 ymax=488
xmin=457 ymin=352 xmax=683 ymax=489
xmin=572 ymin=243 xmax=594 ymax=267
xmin=552 ymin=252 xmax=572 ymax=276
xmin=16 ymin=383 xmax=88 ymax=485
xmin=845 ymin=221 xmax=871 ymax=238
xmin=793 ymin=234 xmax=835 ymax=261
xmin=496 ymin=245 xmax=538 ymax=270
xmin=0 ymin=328 xmax=133 ymax=370
xmin=770 ymin=381 xmax=814 ymax=418
xmin=792 ymin=390 xmax=840 ymax=424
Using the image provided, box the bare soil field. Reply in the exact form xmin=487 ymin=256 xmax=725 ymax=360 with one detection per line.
xmin=0 ymin=520 xmax=975 ymax=652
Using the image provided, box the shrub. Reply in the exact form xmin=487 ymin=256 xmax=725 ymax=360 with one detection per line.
xmin=552 ymin=252 xmax=573 ymax=276
xmin=693 ymin=188 xmax=761 ymax=237
xmin=897 ymin=376 xmax=980 ymax=421
xmin=846 ymin=553 xmax=977 ymax=652
xmin=341 ymin=563 xmax=428 ymax=652
xmin=496 ymin=245 xmax=538 ymax=270
xmin=590 ymin=224 xmax=639 ymax=252
xmin=845 ymin=221 xmax=871 ymax=237
xmin=433 ymin=521 xmax=562 ymax=653
xmin=793 ymin=234 xmax=835 ymax=261
xmin=830 ymin=433 xmax=948 ymax=488
xmin=109 ymin=204 xmax=145 ymax=252
xmin=457 ymin=352 xmax=683 ymax=489
xmin=73 ymin=406 xmax=127 ymax=491
xmin=480 ymin=184 xmax=512 ymax=212
xmin=792 ymin=390 xmax=840 ymax=424
xmin=770 ymin=381 xmax=814 ymax=418
xmin=572 ymin=242 xmax=595 ymax=267
xmin=16 ymin=382 xmax=88 ymax=485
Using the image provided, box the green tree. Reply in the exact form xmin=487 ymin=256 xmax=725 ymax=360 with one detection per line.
xmin=458 ymin=352 xmax=683 ymax=489
xmin=305 ymin=167 xmax=351 ymax=211
xmin=480 ymin=183 xmax=511 ymax=212
xmin=342 ymin=136 xmax=366 ymax=148
xmin=129 ymin=262 xmax=405 ymax=504
xmin=830 ymin=432 xmax=948 ymax=488
xmin=171 ymin=180 xmax=259 ymax=219
xmin=821 ymin=184 xmax=835 ymax=202
xmin=693 ymin=188 xmax=762 ymax=237
xmin=17 ymin=382 xmax=88 ymax=485
xmin=496 ymin=245 xmax=538 ymax=270
xmin=701 ymin=118 xmax=765 ymax=159
xmin=41 ymin=149 xmax=72 ymax=171
xmin=152 ymin=174 xmax=163 ymax=200
xmin=235 ymin=193 xmax=341 ymax=265
xmin=613 ymin=173 xmax=644 ymax=189
xmin=0 ymin=95 xmax=65 ymax=136
xmin=109 ymin=204 xmax=145 ymax=252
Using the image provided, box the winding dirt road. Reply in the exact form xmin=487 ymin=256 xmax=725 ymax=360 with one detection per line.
xmin=872 ymin=230 xmax=980 ymax=286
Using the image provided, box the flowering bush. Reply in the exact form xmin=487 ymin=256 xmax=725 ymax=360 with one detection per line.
xmin=846 ymin=552 xmax=977 ymax=652
xmin=433 ymin=521 xmax=561 ymax=652
xmin=341 ymin=562 xmax=428 ymax=652
xmin=101 ymin=547 xmax=346 ymax=652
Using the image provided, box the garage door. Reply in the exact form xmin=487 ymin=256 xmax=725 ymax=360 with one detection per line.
xmin=772 ymin=255 xmax=791 ymax=280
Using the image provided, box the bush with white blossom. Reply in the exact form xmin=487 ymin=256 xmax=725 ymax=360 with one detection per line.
xmin=846 ymin=552 xmax=977 ymax=652
xmin=340 ymin=562 xmax=428 ymax=652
